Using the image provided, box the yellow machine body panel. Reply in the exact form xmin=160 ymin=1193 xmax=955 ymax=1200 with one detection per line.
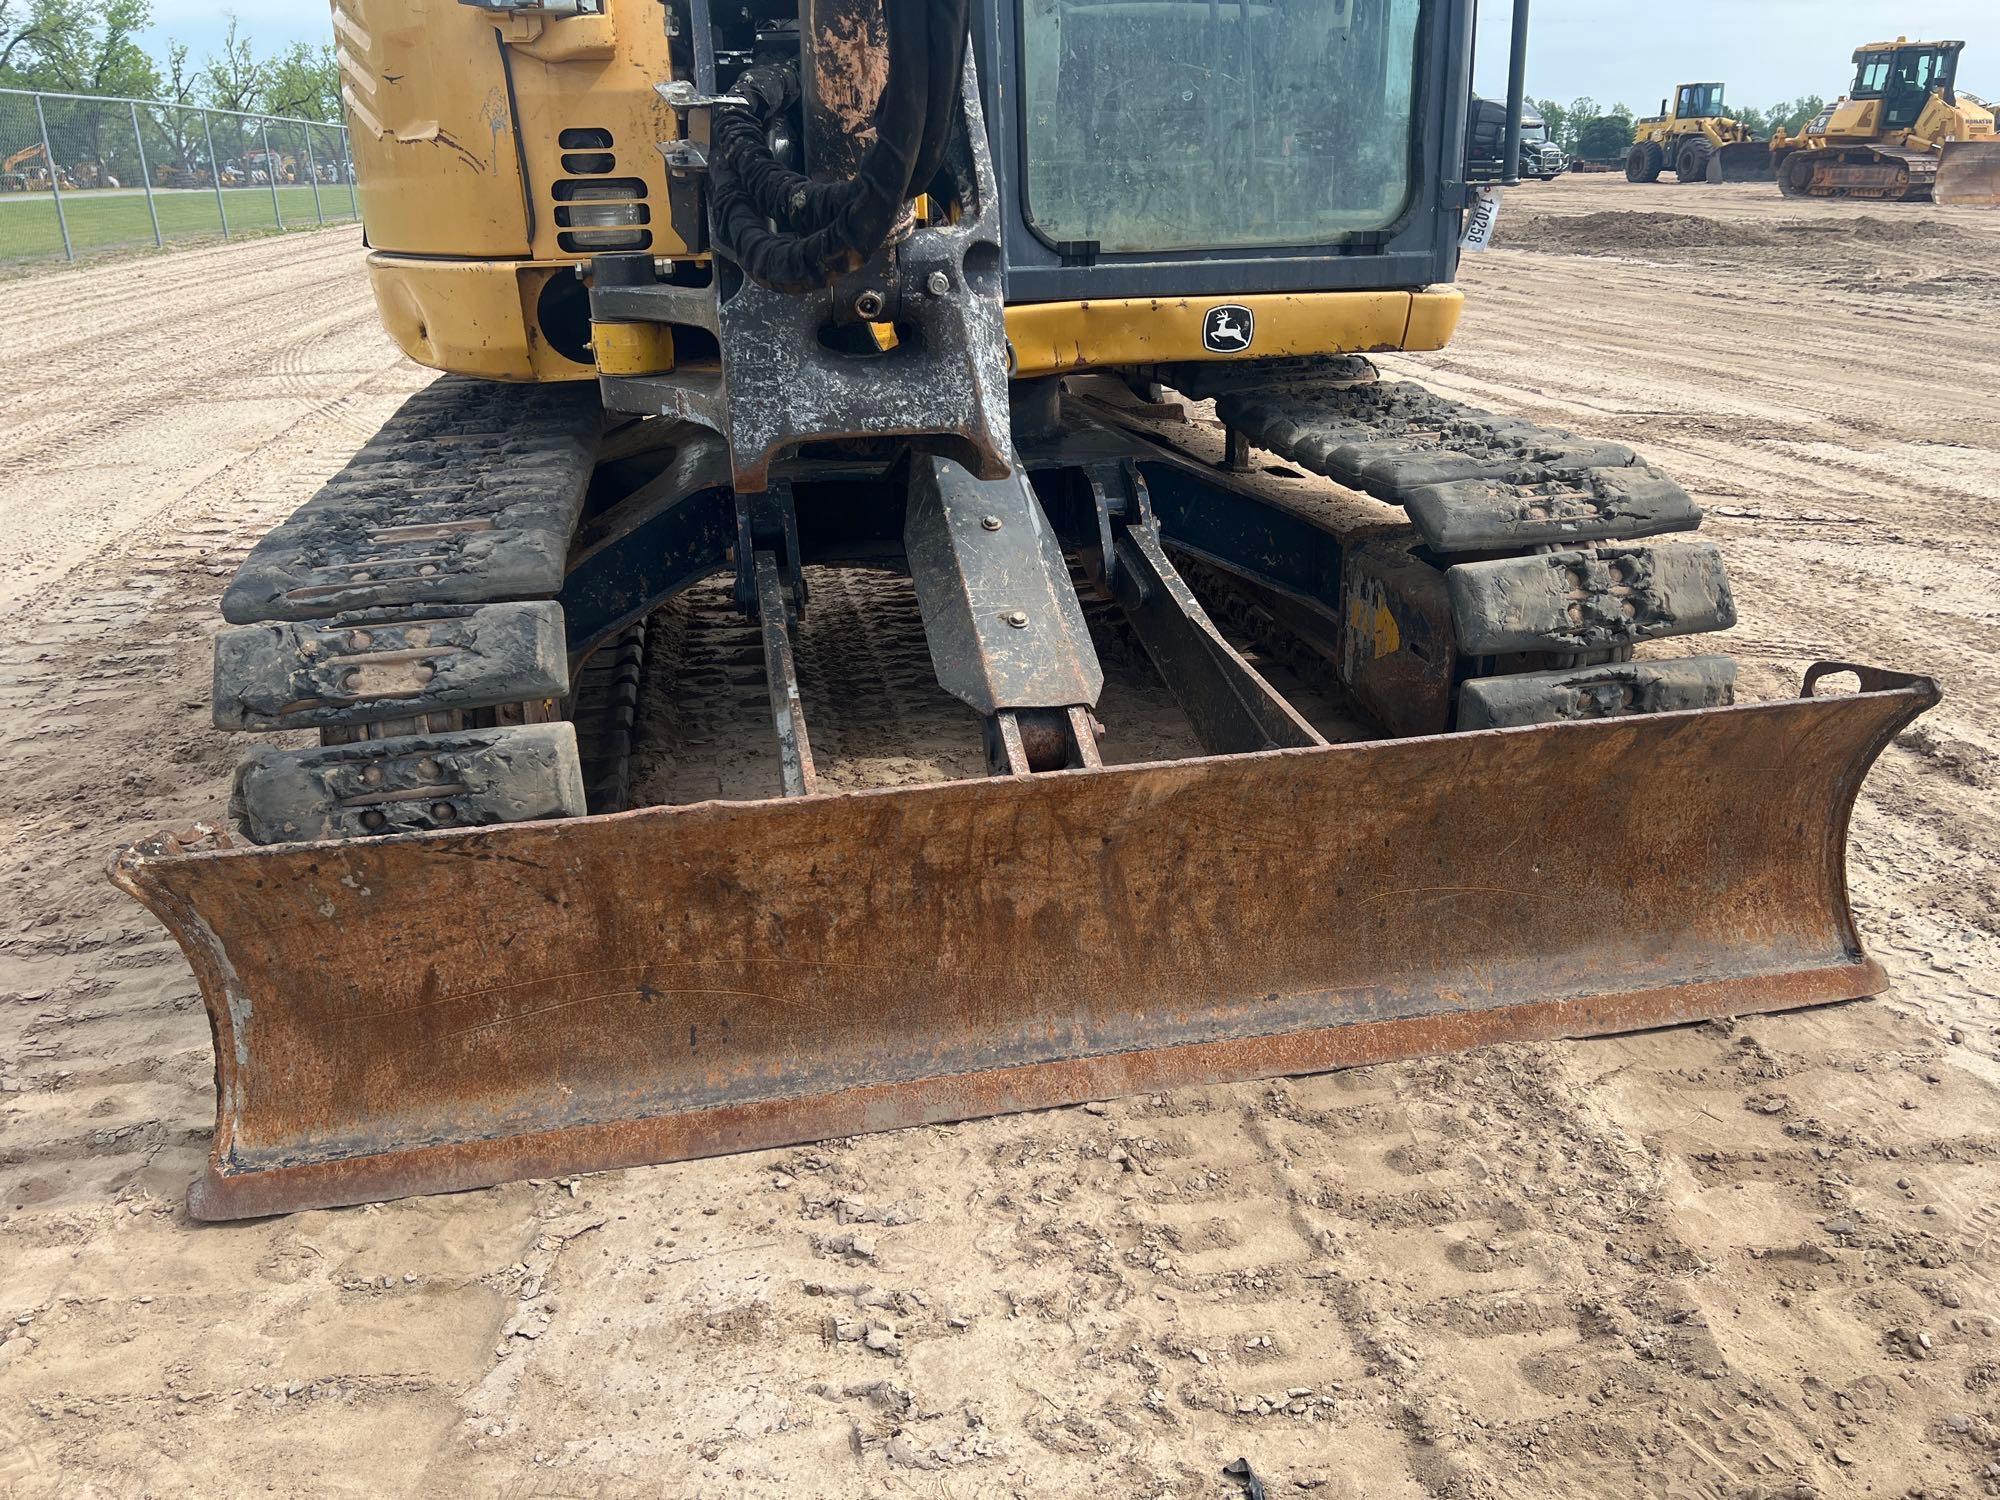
xmin=1007 ymin=290 xmax=1463 ymax=376
xmin=335 ymin=0 xmax=531 ymax=255
xmin=342 ymin=0 xmax=1461 ymax=382
xmin=1812 ymin=89 xmax=1997 ymax=151
xmin=336 ymin=0 xmax=687 ymax=263
xmin=366 ymin=254 xmax=598 ymax=380
xmin=363 ymin=251 xmax=1466 ymax=382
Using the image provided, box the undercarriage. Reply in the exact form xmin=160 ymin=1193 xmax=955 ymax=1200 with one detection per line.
xmin=116 ymin=365 xmax=1935 ymax=1219
xmin=108 ymin=0 xmax=1938 ymax=1220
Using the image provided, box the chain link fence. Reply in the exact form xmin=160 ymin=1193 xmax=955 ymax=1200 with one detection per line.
xmin=0 ymin=87 xmax=358 ymax=267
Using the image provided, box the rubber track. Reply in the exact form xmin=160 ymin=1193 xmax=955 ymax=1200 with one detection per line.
xmin=211 ymin=377 xmax=606 ymax=842
xmin=1183 ymin=363 xmax=1740 ymax=724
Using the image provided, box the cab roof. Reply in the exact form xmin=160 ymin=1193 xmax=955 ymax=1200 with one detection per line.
xmin=1854 ymin=39 xmax=1963 ymax=56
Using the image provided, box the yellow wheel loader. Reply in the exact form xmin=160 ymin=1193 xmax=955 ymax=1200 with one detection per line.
xmin=1625 ymin=82 xmax=1760 ymax=184
xmin=113 ymin=0 xmax=1938 ymax=1219
xmin=1756 ymin=39 xmax=2000 ymax=205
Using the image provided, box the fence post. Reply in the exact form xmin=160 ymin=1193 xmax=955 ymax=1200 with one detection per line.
xmin=343 ymin=128 xmax=359 ymax=218
xmin=33 ymin=94 xmax=74 ymax=263
xmin=259 ymin=118 xmax=283 ymax=228
xmin=130 ymin=100 xmax=164 ymax=249
xmin=202 ymin=109 xmax=230 ymax=238
xmin=299 ymin=121 xmax=326 ymax=225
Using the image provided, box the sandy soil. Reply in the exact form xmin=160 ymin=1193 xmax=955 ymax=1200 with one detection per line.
xmin=3 ymin=177 xmax=2000 ymax=1498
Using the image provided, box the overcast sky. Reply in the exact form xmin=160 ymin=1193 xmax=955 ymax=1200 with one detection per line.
xmin=144 ymin=1 xmax=2000 ymax=114
xmin=1471 ymin=1 xmax=1999 ymax=108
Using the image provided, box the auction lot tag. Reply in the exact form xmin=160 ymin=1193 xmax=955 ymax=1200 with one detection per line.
xmin=1461 ymin=185 xmax=1502 ymax=251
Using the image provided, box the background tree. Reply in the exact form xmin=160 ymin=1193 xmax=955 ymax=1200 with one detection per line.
xmin=10 ymin=0 xmax=156 ymax=95
xmin=1575 ymin=109 xmax=1637 ymax=161
xmin=12 ymin=0 xmax=159 ymax=187
xmin=262 ymin=41 xmax=339 ymax=122
xmin=146 ymin=38 xmax=205 ymax=179
xmin=1530 ymin=97 xmax=1570 ymax=149
xmin=198 ymin=15 xmax=263 ymax=114
xmin=0 ymin=0 xmax=54 ymax=79
xmin=1771 ymin=95 xmax=1827 ymax=137
xmin=195 ymin=15 xmax=267 ymax=176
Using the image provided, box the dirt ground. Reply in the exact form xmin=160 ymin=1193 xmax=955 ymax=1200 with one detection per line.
xmin=3 ymin=175 xmax=1999 ymax=1499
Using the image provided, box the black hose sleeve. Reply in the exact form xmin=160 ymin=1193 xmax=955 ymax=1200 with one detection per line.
xmin=709 ymin=0 xmax=964 ymax=289
xmin=907 ymin=0 xmax=970 ymax=196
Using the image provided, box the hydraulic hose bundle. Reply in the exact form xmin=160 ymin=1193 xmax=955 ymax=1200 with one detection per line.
xmin=709 ymin=0 xmax=971 ymax=293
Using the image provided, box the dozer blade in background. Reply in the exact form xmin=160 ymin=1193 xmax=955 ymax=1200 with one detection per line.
xmin=1709 ymin=142 xmax=1776 ymax=183
xmin=1936 ymin=140 xmax=2000 ymax=207
xmin=115 ymin=664 xmax=1935 ymax=1221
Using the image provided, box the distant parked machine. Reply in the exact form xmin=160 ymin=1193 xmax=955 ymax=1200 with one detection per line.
xmin=1467 ymin=98 xmax=1568 ymax=182
xmin=1626 ymin=82 xmax=1760 ymax=183
xmin=1763 ymin=38 xmax=2000 ymax=205
xmin=1517 ymin=108 xmax=1570 ymax=180
xmin=1 ymin=142 xmax=51 ymax=191
xmin=157 ymin=162 xmax=214 ymax=189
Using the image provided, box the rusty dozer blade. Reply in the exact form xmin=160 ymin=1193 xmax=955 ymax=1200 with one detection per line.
xmin=114 ymin=664 xmax=1935 ymax=1221
xmin=1709 ymin=141 xmax=1776 ymax=183
xmin=1936 ymin=140 xmax=2000 ymax=207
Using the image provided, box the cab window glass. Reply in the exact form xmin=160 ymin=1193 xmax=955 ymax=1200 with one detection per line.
xmin=1022 ymin=0 xmax=1426 ymax=252
xmin=1678 ymin=84 xmax=1722 ymax=117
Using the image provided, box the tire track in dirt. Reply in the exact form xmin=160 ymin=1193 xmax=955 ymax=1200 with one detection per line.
xmin=0 ymin=228 xmax=420 ymax=617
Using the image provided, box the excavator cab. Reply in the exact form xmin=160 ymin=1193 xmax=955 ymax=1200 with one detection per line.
xmin=113 ymin=0 xmax=1937 ymax=1219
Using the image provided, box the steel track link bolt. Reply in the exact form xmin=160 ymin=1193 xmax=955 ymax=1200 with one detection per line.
xmin=853 ymin=289 xmax=886 ymax=321
xmin=1004 ymin=610 xmax=1029 ymax=628
xmin=980 ymin=514 xmax=1002 ymax=531
xmin=926 ymin=271 xmax=951 ymax=297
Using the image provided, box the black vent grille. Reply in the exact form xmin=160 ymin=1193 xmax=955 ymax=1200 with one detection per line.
xmin=552 ymin=130 xmax=652 ymax=254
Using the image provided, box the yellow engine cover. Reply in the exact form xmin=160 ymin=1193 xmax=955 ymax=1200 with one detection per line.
xmin=339 ymin=0 xmax=1464 ymax=382
xmin=335 ymin=0 xmax=685 ymax=262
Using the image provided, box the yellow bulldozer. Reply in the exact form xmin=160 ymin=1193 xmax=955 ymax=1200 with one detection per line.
xmin=1735 ymin=38 xmax=2000 ymax=204
xmin=1625 ymin=82 xmax=1760 ymax=184
xmin=112 ymin=0 xmax=1938 ymax=1219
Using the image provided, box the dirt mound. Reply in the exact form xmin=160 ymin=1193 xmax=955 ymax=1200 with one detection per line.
xmin=1807 ymin=213 xmax=1952 ymax=243
xmin=1501 ymin=210 xmax=1781 ymax=255
xmin=1503 ymin=208 xmax=1970 ymax=261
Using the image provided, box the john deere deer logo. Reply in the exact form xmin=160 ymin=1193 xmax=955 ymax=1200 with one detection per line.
xmin=1202 ymin=304 xmax=1255 ymax=354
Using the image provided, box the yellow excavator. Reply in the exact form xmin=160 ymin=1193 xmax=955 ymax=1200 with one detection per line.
xmin=1 ymin=142 xmax=54 ymax=191
xmin=113 ymin=0 xmax=1937 ymax=1219
xmin=1728 ymin=38 xmax=2000 ymax=204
